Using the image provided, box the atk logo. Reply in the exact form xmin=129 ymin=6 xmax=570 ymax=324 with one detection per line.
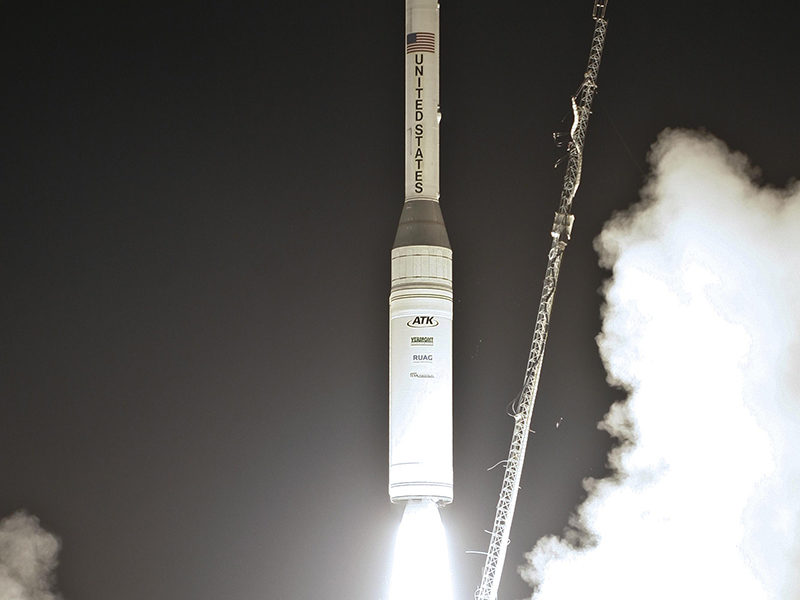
xmin=407 ymin=316 xmax=439 ymax=328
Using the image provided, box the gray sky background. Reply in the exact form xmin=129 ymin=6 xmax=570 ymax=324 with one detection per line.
xmin=2 ymin=2 xmax=799 ymax=599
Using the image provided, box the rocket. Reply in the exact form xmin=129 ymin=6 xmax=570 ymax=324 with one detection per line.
xmin=389 ymin=0 xmax=452 ymax=505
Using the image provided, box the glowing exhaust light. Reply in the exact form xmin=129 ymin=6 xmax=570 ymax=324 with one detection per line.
xmin=389 ymin=500 xmax=453 ymax=600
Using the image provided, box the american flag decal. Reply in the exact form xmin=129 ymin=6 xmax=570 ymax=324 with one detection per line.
xmin=406 ymin=32 xmax=435 ymax=54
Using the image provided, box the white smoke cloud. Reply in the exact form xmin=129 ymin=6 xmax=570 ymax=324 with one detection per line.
xmin=0 ymin=512 xmax=61 ymax=600
xmin=520 ymin=129 xmax=800 ymax=599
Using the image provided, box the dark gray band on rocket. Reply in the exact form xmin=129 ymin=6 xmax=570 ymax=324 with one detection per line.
xmin=393 ymin=199 xmax=451 ymax=249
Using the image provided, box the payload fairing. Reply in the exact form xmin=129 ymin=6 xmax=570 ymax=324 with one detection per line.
xmin=389 ymin=0 xmax=453 ymax=504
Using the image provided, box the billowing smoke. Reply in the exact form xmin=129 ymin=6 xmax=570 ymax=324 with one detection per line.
xmin=0 ymin=512 xmax=61 ymax=600
xmin=520 ymin=129 xmax=800 ymax=599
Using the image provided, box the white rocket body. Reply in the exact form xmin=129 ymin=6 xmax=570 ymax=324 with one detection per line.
xmin=389 ymin=0 xmax=453 ymax=505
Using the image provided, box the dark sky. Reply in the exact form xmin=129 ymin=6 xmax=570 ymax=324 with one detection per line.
xmin=2 ymin=2 xmax=798 ymax=599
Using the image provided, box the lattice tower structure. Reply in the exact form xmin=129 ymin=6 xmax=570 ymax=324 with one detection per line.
xmin=474 ymin=5 xmax=608 ymax=600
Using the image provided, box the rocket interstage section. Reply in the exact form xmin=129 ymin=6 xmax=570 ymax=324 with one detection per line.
xmin=389 ymin=0 xmax=452 ymax=505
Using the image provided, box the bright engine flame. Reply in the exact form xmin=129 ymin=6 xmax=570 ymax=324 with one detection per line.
xmin=389 ymin=500 xmax=454 ymax=600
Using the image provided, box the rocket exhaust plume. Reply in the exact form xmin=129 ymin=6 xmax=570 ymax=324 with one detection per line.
xmin=520 ymin=129 xmax=800 ymax=599
xmin=0 ymin=511 xmax=61 ymax=600
xmin=389 ymin=500 xmax=454 ymax=600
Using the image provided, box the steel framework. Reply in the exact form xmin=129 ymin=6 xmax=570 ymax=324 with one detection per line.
xmin=474 ymin=3 xmax=609 ymax=599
